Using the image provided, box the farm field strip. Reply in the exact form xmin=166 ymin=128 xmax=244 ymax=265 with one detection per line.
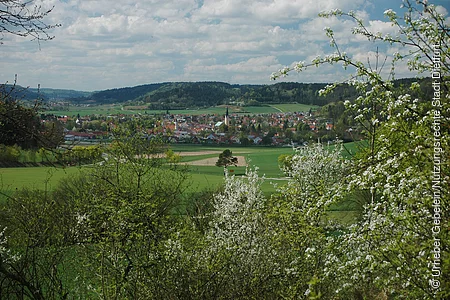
xmin=1 ymin=143 xmax=359 ymax=195
xmin=0 ymin=144 xmax=361 ymax=222
xmin=269 ymin=103 xmax=319 ymax=112
xmin=183 ymin=156 xmax=247 ymax=167
xmin=44 ymin=103 xmax=320 ymax=117
xmin=0 ymin=167 xmax=83 ymax=204
xmin=174 ymin=150 xmax=222 ymax=156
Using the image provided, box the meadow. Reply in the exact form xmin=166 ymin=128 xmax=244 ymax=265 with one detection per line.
xmin=0 ymin=145 xmax=293 ymax=197
xmin=172 ymin=145 xmax=296 ymax=196
xmin=0 ymin=166 xmax=82 ymax=203
xmin=0 ymin=143 xmax=359 ymax=191
xmin=269 ymin=103 xmax=319 ymax=113
xmin=44 ymin=103 xmax=319 ymax=116
xmin=0 ymin=143 xmax=360 ymax=223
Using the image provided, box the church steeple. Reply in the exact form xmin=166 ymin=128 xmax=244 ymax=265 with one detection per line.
xmin=224 ymin=106 xmax=230 ymax=126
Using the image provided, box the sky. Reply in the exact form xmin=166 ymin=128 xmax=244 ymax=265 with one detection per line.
xmin=0 ymin=0 xmax=449 ymax=91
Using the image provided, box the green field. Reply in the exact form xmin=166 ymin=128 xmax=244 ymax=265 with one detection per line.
xmin=44 ymin=104 xmax=130 ymax=116
xmin=1 ymin=143 xmax=358 ymax=194
xmin=0 ymin=144 xmax=359 ymax=216
xmin=172 ymin=145 xmax=294 ymax=196
xmin=0 ymin=166 xmax=83 ymax=204
xmin=0 ymin=146 xmax=293 ymax=200
xmin=44 ymin=103 xmax=319 ymax=117
xmin=0 ymin=143 xmax=360 ymax=224
xmin=0 ymin=166 xmax=81 ymax=191
xmin=269 ymin=103 xmax=319 ymax=113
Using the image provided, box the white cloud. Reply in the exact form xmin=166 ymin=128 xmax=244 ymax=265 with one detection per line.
xmin=197 ymin=0 xmax=366 ymax=23
xmin=1 ymin=0 xmax=441 ymax=90
xmin=183 ymin=56 xmax=283 ymax=83
xmin=197 ymin=0 xmax=250 ymax=18
xmin=185 ymin=56 xmax=281 ymax=73
xmin=367 ymin=20 xmax=397 ymax=36
xmin=435 ymin=5 xmax=448 ymax=16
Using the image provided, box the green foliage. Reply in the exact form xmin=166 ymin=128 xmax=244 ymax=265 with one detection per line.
xmin=62 ymin=126 xmax=189 ymax=298
xmin=160 ymin=145 xmax=347 ymax=299
xmin=0 ymin=124 xmax=191 ymax=299
xmin=0 ymin=98 xmax=41 ymax=149
xmin=0 ymin=89 xmax=63 ymax=150
xmin=164 ymin=149 xmax=181 ymax=164
xmin=277 ymin=153 xmax=293 ymax=172
xmin=0 ymin=188 xmax=77 ymax=299
xmin=269 ymin=1 xmax=450 ymax=298
xmin=158 ymin=169 xmax=286 ymax=299
xmin=215 ymin=149 xmax=238 ymax=168
xmin=0 ymin=145 xmax=62 ymax=165
xmin=67 ymin=80 xmax=432 ymax=108
xmin=0 ymin=145 xmax=21 ymax=162
xmin=62 ymin=145 xmax=102 ymax=166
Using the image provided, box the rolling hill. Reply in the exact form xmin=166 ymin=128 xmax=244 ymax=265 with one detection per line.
xmin=2 ymin=78 xmax=433 ymax=110
xmin=74 ymin=81 xmax=358 ymax=108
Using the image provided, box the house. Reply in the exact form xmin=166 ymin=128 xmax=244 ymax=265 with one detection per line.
xmin=57 ymin=115 xmax=69 ymax=123
xmin=326 ymin=123 xmax=334 ymax=131
xmin=64 ymin=130 xmax=107 ymax=141
xmin=174 ymin=130 xmax=190 ymax=139
xmin=64 ymin=131 xmax=93 ymax=141
xmin=204 ymin=134 xmax=218 ymax=143
xmin=230 ymin=136 xmax=240 ymax=144
xmin=253 ymin=136 xmax=263 ymax=144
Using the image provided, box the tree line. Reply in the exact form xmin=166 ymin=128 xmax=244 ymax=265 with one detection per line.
xmin=67 ymin=78 xmax=434 ymax=109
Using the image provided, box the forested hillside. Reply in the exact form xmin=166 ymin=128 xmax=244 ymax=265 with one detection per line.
xmin=3 ymin=78 xmax=432 ymax=108
xmin=84 ymin=81 xmax=356 ymax=107
xmin=82 ymin=83 xmax=168 ymax=104
xmin=30 ymin=88 xmax=92 ymax=100
xmin=69 ymin=77 xmax=431 ymax=108
xmin=1 ymin=85 xmax=91 ymax=101
xmin=1 ymin=85 xmax=49 ymax=101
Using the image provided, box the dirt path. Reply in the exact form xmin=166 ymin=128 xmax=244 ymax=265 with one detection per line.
xmin=183 ymin=156 xmax=247 ymax=166
xmin=175 ymin=151 xmax=222 ymax=156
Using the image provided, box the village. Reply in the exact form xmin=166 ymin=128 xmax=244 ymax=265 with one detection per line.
xmin=49 ymin=106 xmax=354 ymax=147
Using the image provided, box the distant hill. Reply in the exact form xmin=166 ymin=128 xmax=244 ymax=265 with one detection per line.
xmin=137 ymin=82 xmax=246 ymax=109
xmin=72 ymin=81 xmax=359 ymax=108
xmin=1 ymin=85 xmax=91 ymax=102
xmin=30 ymin=88 xmax=92 ymax=100
xmin=1 ymin=84 xmax=49 ymax=101
xmin=6 ymin=78 xmax=429 ymax=108
xmin=85 ymin=83 xmax=168 ymax=104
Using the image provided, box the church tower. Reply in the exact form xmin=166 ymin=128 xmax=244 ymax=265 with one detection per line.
xmin=224 ymin=106 xmax=230 ymax=126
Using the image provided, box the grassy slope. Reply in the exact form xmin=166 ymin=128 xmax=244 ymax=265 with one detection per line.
xmin=44 ymin=103 xmax=319 ymax=117
xmin=270 ymin=103 xmax=319 ymax=112
xmin=0 ymin=167 xmax=83 ymax=204
xmin=1 ymin=143 xmax=361 ymax=222
xmin=0 ymin=146 xmax=293 ymax=196
xmin=45 ymin=105 xmax=128 ymax=117
xmin=1 ymin=144 xmax=359 ymax=194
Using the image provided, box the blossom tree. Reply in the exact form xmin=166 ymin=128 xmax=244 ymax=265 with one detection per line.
xmin=272 ymin=0 xmax=449 ymax=298
xmin=160 ymin=143 xmax=349 ymax=298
